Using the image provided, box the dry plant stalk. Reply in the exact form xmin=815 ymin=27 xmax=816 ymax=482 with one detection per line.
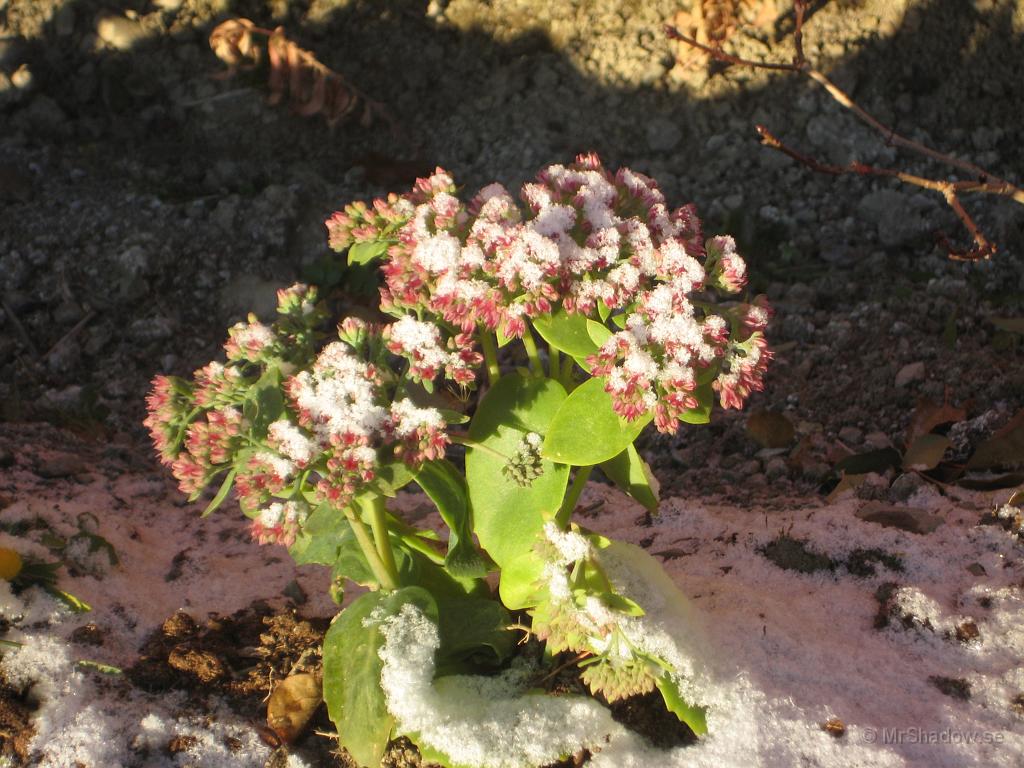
xmin=671 ymin=0 xmax=773 ymax=70
xmin=666 ymin=0 xmax=1024 ymax=261
xmin=208 ymin=18 xmax=387 ymax=129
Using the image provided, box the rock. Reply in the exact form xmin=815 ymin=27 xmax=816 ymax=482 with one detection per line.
xmin=646 ymin=117 xmax=682 ymax=152
xmin=889 ymin=472 xmax=925 ymax=502
xmin=895 ymin=361 xmax=926 ymax=388
xmin=838 ymin=426 xmax=863 ymax=444
xmin=35 ymin=452 xmax=88 ymax=478
xmin=764 ymin=457 xmax=788 ymax=480
xmin=864 ymin=431 xmax=891 ymax=450
xmin=220 ymin=274 xmax=281 ymax=321
xmin=129 ymin=316 xmax=174 ymax=342
xmin=96 ymin=15 xmax=147 ymax=51
xmin=858 ymin=189 xmax=924 ymax=247
xmin=0 ymin=163 xmax=32 ymax=202
xmin=855 ymin=502 xmax=942 ymax=534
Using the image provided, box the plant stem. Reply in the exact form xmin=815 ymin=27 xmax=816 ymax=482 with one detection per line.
xmin=521 ymin=327 xmax=543 ymax=377
xmin=344 ymin=502 xmax=399 ymax=591
xmin=362 ymin=494 xmax=401 ymax=588
xmin=480 ymin=332 xmax=501 ymax=386
xmin=549 ymin=346 xmax=560 ymax=379
xmin=556 ymin=465 xmax=593 ymax=527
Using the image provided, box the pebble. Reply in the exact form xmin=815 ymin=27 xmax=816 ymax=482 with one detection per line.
xmin=838 ymin=426 xmax=863 ymax=444
xmin=895 ymin=361 xmax=926 ymax=388
xmin=35 ymin=453 xmax=88 ymax=478
xmin=645 ymin=117 xmax=682 ymax=153
xmin=96 ymin=15 xmax=148 ymax=51
xmin=764 ymin=457 xmax=788 ymax=480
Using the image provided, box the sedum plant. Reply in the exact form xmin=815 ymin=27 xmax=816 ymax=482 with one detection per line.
xmin=145 ymin=154 xmax=771 ymax=767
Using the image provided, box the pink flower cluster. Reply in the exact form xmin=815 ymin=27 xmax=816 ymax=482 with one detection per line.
xmin=325 ymin=153 xmax=772 ymax=430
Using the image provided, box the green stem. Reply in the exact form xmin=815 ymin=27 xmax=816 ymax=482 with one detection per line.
xmin=521 ymin=327 xmax=543 ymax=377
xmin=549 ymin=346 xmax=560 ymax=379
xmin=362 ymin=494 xmax=401 ymax=589
xmin=344 ymin=503 xmax=399 ymax=591
xmin=480 ymin=332 xmax=501 ymax=386
xmin=556 ymin=465 xmax=593 ymax=527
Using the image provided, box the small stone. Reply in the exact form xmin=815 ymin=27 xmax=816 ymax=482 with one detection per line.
xmin=96 ymin=15 xmax=147 ymax=51
xmin=764 ymin=457 xmax=788 ymax=480
xmin=928 ymin=676 xmax=971 ymax=701
xmin=863 ymin=431 xmax=891 ymax=450
xmin=856 ymin=502 xmax=942 ymax=534
xmin=895 ymin=361 xmax=926 ymax=388
xmin=35 ymin=452 xmax=87 ymax=478
xmin=965 ymin=562 xmax=986 ymax=576
xmin=838 ymin=426 xmax=863 ymax=444
xmin=889 ymin=472 xmax=925 ymax=502
xmin=646 ymin=117 xmax=682 ymax=153
xmin=858 ymin=189 xmax=924 ymax=247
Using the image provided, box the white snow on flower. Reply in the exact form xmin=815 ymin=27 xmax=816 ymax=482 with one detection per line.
xmin=543 ymin=521 xmax=592 ymax=565
xmin=388 ymin=316 xmax=450 ymax=372
xmin=268 ymin=419 xmax=316 ymax=466
xmin=253 ymin=451 xmax=295 ymax=481
xmin=413 ymin=232 xmax=463 ymax=275
xmin=389 ymin=398 xmax=444 ymax=438
xmin=228 ymin=320 xmax=274 ymax=352
xmin=531 ymin=204 xmax=576 ymax=237
xmin=292 ymin=342 xmax=388 ymax=442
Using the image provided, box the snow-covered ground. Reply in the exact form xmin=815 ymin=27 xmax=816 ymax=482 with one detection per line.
xmin=1 ymin=430 xmax=1022 ymax=767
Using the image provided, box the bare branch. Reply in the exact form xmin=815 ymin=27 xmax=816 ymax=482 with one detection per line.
xmin=667 ymin=1 xmax=1024 ymax=260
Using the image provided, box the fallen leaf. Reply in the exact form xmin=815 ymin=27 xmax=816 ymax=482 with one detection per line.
xmin=967 ymin=409 xmax=1024 ymax=470
xmin=746 ymin=410 xmax=795 ymax=449
xmin=267 ymin=672 xmax=321 ymax=744
xmin=955 ymin=471 xmax=1024 ymax=491
xmin=902 ymin=434 xmax=951 ymax=471
xmin=991 ymin=317 xmax=1024 ymax=335
xmin=855 ymin=502 xmax=943 ymax=534
xmin=835 ymin=448 xmax=901 ymax=476
xmin=826 ymin=472 xmax=868 ymax=502
xmin=906 ymin=394 xmax=966 ymax=446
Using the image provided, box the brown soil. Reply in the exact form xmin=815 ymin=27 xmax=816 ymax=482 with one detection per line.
xmin=0 ymin=670 xmax=35 ymax=766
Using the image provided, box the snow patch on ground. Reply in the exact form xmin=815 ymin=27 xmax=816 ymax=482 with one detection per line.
xmin=1 ymin=437 xmax=1022 ymax=767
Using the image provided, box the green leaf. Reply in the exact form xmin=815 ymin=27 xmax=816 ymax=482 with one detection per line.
xmin=532 ymin=309 xmax=600 ymax=358
xmin=599 ymin=445 xmax=659 ymax=512
xmin=466 ymin=373 xmax=569 ymax=571
xmin=201 ymin=468 xmax=236 ymax=518
xmin=244 ymin=366 xmax=285 ymax=436
xmin=494 ymin=548 xmax=546 ymax=610
xmin=586 ymin=319 xmax=613 ymax=349
xmin=288 ymin=503 xmax=380 ymax=588
xmin=374 ymin=460 xmax=416 ymax=497
xmin=902 ymin=433 xmax=951 ymax=471
xmin=434 ymin=595 xmax=514 ymax=674
xmin=323 ymin=588 xmax=437 ymax=768
xmin=679 ymin=383 xmax=715 ymax=426
xmin=835 ymin=448 xmax=902 ymax=475
xmin=655 ymin=675 xmax=708 ymax=736
xmin=597 ymin=299 xmax=611 ymax=322
xmin=348 ymin=240 xmax=389 ymax=266
xmin=542 ymin=377 xmax=652 ymax=466
xmin=415 ymin=460 xmax=488 ymax=579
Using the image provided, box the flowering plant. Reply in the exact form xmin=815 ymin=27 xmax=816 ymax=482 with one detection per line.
xmin=146 ymin=154 xmax=770 ymax=767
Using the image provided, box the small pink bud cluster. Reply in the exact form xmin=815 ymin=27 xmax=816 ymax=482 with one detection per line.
xmin=325 ymin=194 xmax=415 ymax=252
xmin=251 ymin=500 xmax=310 ymax=547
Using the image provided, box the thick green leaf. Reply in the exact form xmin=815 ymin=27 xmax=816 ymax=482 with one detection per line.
xmin=434 ymin=595 xmax=514 ymax=674
xmin=655 ymin=675 xmax=708 ymax=736
xmin=288 ymin=504 xmax=380 ymax=587
xmin=543 ymin=377 xmax=652 ymax=466
xmin=466 ymin=373 xmax=569 ymax=570
xmin=599 ymin=445 xmax=659 ymax=512
xmin=201 ymin=468 xmax=236 ymax=518
xmin=374 ymin=460 xmax=416 ymax=497
xmin=497 ymin=547 xmax=546 ymax=610
xmin=415 ymin=460 xmax=488 ymax=579
xmin=679 ymin=383 xmax=714 ymax=426
xmin=532 ymin=309 xmax=600 ymax=358
xmin=348 ymin=240 xmax=390 ymax=266
xmin=244 ymin=366 xmax=285 ymax=436
xmin=323 ymin=588 xmax=437 ymax=768
xmin=586 ymin=319 xmax=613 ymax=349
xmin=597 ymin=300 xmax=611 ymax=322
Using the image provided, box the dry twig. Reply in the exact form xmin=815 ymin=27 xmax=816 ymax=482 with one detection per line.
xmin=666 ymin=0 xmax=1024 ymax=260
xmin=208 ymin=18 xmax=390 ymax=130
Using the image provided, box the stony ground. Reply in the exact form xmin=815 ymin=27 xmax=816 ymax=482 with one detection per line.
xmin=2 ymin=0 xmax=1022 ymax=505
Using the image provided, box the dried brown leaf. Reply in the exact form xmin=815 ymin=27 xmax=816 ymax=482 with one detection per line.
xmin=746 ymin=410 xmax=795 ymax=449
xmin=906 ymin=394 xmax=966 ymax=446
xmin=903 ymin=434 xmax=952 ymax=472
xmin=266 ymin=672 xmax=321 ymax=744
xmin=967 ymin=410 xmax=1024 ymax=471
